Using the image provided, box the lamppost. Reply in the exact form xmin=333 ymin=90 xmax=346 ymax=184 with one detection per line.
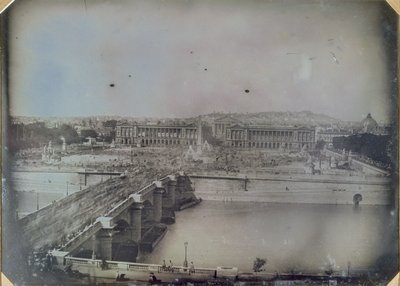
xmin=183 ymin=242 xmax=188 ymax=268
xmin=347 ymin=261 xmax=351 ymax=277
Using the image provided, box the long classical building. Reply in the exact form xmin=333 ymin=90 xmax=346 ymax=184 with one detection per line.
xmin=225 ymin=125 xmax=316 ymax=150
xmin=116 ymin=119 xmax=315 ymax=151
xmin=116 ymin=122 xmax=199 ymax=147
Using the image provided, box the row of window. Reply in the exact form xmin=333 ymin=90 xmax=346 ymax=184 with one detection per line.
xmin=117 ymin=138 xmax=197 ymax=146
xmin=117 ymin=127 xmax=198 ymax=138
xmin=137 ymin=132 xmax=197 ymax=139
xmin=230 ymin=141 xmax=294 ymax=148
xmin=139 ymin=139 xmax=196 ymax=146
xmin=227 ymin=130 xmax=313 ymax=141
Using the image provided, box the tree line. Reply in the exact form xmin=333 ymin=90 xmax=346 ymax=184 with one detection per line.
xmin=332 ymin=133 xmax=394 ymax=166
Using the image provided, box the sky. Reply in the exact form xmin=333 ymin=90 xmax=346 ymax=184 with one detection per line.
xmin=7 ymin=0 xmax=396 ymax=122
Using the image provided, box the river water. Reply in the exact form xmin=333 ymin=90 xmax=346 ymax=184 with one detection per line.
xmin=11 ymin=171 xmax=104 ymax=216
xmin=143 ymin=200 xmax=397 ymax=274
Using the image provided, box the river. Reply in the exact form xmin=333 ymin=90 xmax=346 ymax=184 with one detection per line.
xmin=143 ymin=200 xmax=397 ymax=274
xmin=11 ymin=171 xmax=105 ymax=217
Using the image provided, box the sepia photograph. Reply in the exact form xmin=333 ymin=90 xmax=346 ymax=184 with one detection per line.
xmin=1 ymin=0 xmax=399 ymax=285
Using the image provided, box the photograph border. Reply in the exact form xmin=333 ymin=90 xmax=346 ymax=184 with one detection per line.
xmin=0 ymin=0 xmax=399 ymax=285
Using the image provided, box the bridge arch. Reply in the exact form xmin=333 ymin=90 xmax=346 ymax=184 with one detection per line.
xmin=112 ymin=219 xmax=139 ymax=262
xmin=114 ymin=219 xmax=131 ymax=233
xmin=113 ymin=239 xmax=139 ymax=262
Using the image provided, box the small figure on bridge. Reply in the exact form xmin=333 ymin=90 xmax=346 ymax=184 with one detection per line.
xmin=101 ymin=259 xmax=108 ymax=270
xmin=149 ymin=272 xmax=161 ymax=284
xmin=64 ymin=261 xmax=72 ymax=274
xmin=169 ymin=260 xmax=174 ymax=272
xmin=189 ymin=261 xmax=195 ymax=274
xmin=116 ymin=273 xmax=129 ymax=281
xmin=162 ymin=259 xmax=167 ymax=270
xmin=285 ymin=186 xmax=289 ymax=191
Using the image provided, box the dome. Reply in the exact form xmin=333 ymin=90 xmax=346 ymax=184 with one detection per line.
xmin=361 ymin=113 xmax=378 ymax=133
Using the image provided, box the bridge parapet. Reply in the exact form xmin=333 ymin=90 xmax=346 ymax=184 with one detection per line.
xmin=136 ymin=182 xmax=156 ymax=197
xmin=62 ymin=221 xmax=102 ymax=253
xmin=106 ymin=196 xmax=135 ymax=218
xmin=159 ymin=175 xmax=171 ymax=183
xmin=63 ymin=256 xmax=217 ymax=276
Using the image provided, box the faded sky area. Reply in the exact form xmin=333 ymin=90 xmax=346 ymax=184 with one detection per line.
xmin=8 ymin=0 xmax=396 ymax=122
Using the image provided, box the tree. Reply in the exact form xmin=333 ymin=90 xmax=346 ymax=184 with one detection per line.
xmin=57 ymin=124 xmax=80 ymax=144
xmin=102 ymin=120 xmax=117 ymax=129
xmin=80 ymin=129 xmax=97 ymax=139
xmin=332 ymin=134 xmax=391 ymax=165
xmin=315 ymin=139 xmax=326 ymax=150
xmin=253 ymin=257 xmax=266 ymax=272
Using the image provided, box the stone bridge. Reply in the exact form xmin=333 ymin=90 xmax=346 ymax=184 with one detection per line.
xmin=19 ymin=171 xmax=198 ymax=263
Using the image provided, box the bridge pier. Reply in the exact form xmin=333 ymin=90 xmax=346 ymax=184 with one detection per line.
xmin=167 ymin=177 xmax=177 ymax=210
xmin=129 ymin=203 xmax=144 ymax=242
xmin=176 ymin=175 xmax=186 ymax=202
xmin=97 ymin=229 xmax=113 ymax=260
xmin=153 ymin=187 xmax=165 ymax=222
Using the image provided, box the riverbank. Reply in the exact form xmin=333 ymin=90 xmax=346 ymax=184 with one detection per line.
xmin=57 ymin=256 xmax=391 ymax=285
xmin=189 ymin=172 xmax=392 ymax=206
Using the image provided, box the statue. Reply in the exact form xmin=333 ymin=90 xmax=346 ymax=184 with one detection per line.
xmin=184 ymin=145 xmax=198 ymax=161
xmin=60 ymin=136 xmax=66 ymax=151
xmin=202 ymin=140 xmax=212 ymax=152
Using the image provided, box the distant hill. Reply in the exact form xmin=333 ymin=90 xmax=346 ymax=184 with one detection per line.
xmin=197 ymin=111 xmax=344 ymax=127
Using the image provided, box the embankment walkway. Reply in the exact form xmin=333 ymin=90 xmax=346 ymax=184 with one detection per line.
xmin=189 ymin=172 xmax=390 ymax=186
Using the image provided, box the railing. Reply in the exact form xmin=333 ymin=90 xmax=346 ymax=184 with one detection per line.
xmin=62 ymin=221 xmax=102 ymax=251
xmin=137 ymin=182 xmax=156 ymax=196
xmin=64 ymin=256 xmax=371 ymax=279
xmin=106 ymin=197 xmax=134 ymax=217
xmin=66 ymin=256 xmax=98 ymax=266
xmin=159 ymin=176 xmax=171 ymax=183
xmin=65 ymin=256 xmax=216 ymax=275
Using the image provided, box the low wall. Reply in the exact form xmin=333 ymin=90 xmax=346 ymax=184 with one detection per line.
xmin=64 ymin=256 xmax=216 ymax=282
xmin=190 ymin=175 xmax=392 ymax=206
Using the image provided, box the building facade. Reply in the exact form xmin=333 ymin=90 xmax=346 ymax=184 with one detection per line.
xmin=116 ymin=123 xmax=199 ymax=147
xmin=316 ymin=129 xmax=351 ymax=148
xmin=212 ymin=115 xmax=242 ymax=140
xmin=224 ymin=125 xmax=315 ymax=150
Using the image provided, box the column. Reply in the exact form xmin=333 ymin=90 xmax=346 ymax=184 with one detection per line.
xmin=97 ymin=229 xmax=113 ymax=260
xmin=153 ymin=187 xmax=165 ymax=222
xmin=130 ymin=203 xmax=144 ymax=242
